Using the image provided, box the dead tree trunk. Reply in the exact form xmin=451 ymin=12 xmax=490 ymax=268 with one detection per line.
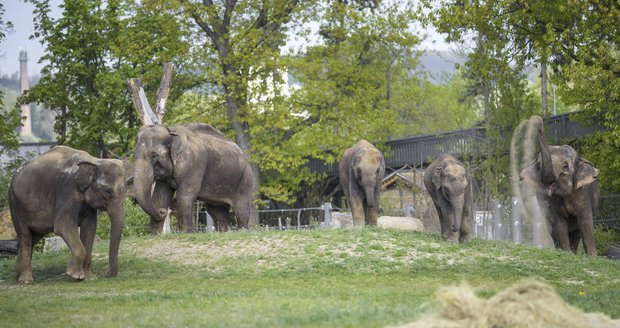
xmin=126 ymin=62 xmax=173 ymax=233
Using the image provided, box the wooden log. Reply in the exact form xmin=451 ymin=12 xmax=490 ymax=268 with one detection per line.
xmin=0 ymin=240 xmax=18 ymax=256
xmin=126 ymin=78 xmax=160 ymax=126
xmin=155 ymin=62 xmax=173 ymax=123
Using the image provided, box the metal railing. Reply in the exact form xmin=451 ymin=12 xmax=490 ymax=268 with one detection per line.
xmin=308 ymin=112 xmax=604 ymax=176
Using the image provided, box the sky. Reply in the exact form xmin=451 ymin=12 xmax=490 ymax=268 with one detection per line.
xmin=0 ymin=0 xmax=451 ymax=77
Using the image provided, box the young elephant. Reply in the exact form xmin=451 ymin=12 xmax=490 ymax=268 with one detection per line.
xmin=339 ymin=140 xmax=385 ymax=226
xmin=8 ymin=146 xmax=127 ymax=284
xmin=424 ymin=154 xmax=472 ymax=243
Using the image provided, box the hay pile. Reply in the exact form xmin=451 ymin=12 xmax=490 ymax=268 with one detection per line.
xmin=0 ymin=208 xmax=16 ymax=240
xmin=400 ymin=280 xmax=619 ymax=328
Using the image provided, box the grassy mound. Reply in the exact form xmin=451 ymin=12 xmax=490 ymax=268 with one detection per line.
xmin=0 ymin=228 xmax=618 ymax=327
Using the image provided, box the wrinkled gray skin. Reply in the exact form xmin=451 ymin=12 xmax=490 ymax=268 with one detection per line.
xmin=424 ymin=154 xmax=472 ymax=243
xmin=133 ymin=123 xmax=253 ymax=234
xmin=339 ymin=140 xmax=385 ymax=226
xmin=8 ymin=146 xmax=126 ymax=284
xmin=520 ymin=115 xmax=599 ymax=256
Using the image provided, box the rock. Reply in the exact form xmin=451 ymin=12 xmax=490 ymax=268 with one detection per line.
xmin=43 ymin=236 xmax=68 ymax=252
xmin=377 ymin=216 xmax=424 ymax=231
xmin=329 ymin=212 xmax=353 ymax=228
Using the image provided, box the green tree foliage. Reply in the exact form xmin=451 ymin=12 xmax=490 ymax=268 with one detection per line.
xmin=0 ymin=2 xmax=20 ymax=157
xmin=425 ymin=0 xmax=620 ymax=194
xmin=156 ymin=0 xmax=425 ymax=205
xmin=27 ymin=0 xmax=190 ymax=157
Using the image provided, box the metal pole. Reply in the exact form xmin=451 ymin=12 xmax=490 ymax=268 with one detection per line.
xmin=511 ymin=197 xmax=521 ymax=243
xmin=323 ymin=202 xmax=333 ymax=227
xmin=206 ymin=212 xmax=214 ymax=233
xmin=297 ymin=210 xmax=302 ymax=229
xmin=493 ymin=199 xmax=503 ymax=240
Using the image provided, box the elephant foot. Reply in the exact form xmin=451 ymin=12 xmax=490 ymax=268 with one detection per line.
xmin=18 ymin=273 xmax=33 ymax=285
xmin=67 ymin=266 xmax=85 ymax=280
xmin=83 ymin=270 xmax=97 ymax=281
xmin=459 ymin=234 xmax=471 ymax=243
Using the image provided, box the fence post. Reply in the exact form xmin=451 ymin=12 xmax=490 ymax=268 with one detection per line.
xmin=493 ymin=199 xmax=503 ymax=240
xmin=286 ymin=217 xmax=291 ymax=230
xmin=206 ymin=212 xmax=214 ymax=233
xmin=511 ymin=197 xmax=521 ymax=243
xmin=323 ymin=202 xmax=333 ymax=227
xmin=278 ymin=217 xmax=283 ymax=230
xmin=297 ymin=210 xmax=302 ymax=229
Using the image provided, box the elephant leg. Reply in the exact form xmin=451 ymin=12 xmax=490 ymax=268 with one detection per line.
xmin=578 ymin=216 xmax=596 ymax=256
xmin=552 ymin=219 xmax=571 ymax=252
xmin=569 ymin=230 xmax=581 ymax=254
xmin=207 ymin=205 xmax=230 ymax=232
xmin=231 ymin=197 xmax=251 ymax=229
xmin=433 ymin=203 xmax=448 ymax=239
xmin=79 ymin=208 xmax=98 ymax=280
xmin=54 ymin=217 xmax=86 ymax=281
xmin=150 ymin=182 xmax=174 ymax=234
xmin=15 ymin=228 xmax=35 ymax=284
xmin=349 ymin=196 xmax=365 ymax=227
xmin=459 ymin=210 xmax=472 ymax=243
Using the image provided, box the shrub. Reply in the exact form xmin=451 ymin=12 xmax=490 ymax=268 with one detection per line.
xmin=594 ymin=226 xmax=620 ymax=256
xmin=97 ymin=199 xmax=150 ymax=239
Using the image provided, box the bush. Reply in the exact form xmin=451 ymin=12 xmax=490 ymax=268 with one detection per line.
xmin=97 ymin=199 xmax=150 ymax=239
xmin=594 ymin=226 xmax=620 ymax=256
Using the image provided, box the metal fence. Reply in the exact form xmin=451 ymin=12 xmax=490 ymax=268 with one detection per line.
xmin=308 ymin=112 xmax=604 ymax=176
xmin=188 ymin=202 xmax=337 ymax=232
xmin=472 ymin=195 xmax=620 ymax=244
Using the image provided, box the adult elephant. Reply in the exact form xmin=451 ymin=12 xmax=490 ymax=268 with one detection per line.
xmin=339 ymin=140 xmax=385 ymax=226
xmin=133 ymin=123 xmax=253 ymax=234
xmin=424 ymin=154 xmax=472 ymax=243
xmin=8 ymin=146 xmax=127 ymax=284
xmin=520 ymin=115 xmax=599 ymax=256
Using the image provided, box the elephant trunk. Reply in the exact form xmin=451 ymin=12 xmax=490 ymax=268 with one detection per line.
xmin=133 ymin=157 xmax=163 ymax=222
xmin=106 ymin=199 xmax=125 ymax=277
xmin=451 ymin=194 xmax=465 ymax=232
xmin=364 ymin=180 xmax=377 ymax=208
xmin=534 ymin=116 xmax=555 ymax=184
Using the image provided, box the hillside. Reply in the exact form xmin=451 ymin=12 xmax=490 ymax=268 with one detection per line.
xmin=0 ymin=228 xmax=618 ymax=327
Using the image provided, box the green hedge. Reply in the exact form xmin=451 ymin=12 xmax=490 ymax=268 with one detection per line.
xmin=97 ymin=199 xmax=150 ymax=239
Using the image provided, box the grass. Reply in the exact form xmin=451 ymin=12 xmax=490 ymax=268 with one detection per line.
xmin=0 ymin=228 xmax=619 ymax=327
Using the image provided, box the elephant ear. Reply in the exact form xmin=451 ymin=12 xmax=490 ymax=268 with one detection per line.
xmin=575 ymin=158 xmax=598 ymax=190
xmin=76 ymin=160 xmax=100 ymax=191
xmin=167 ymin=127 xmax=185 ymax=164
xmin=520 ymin=160 xmax=543 ymax=189
xmin=432 ymin=167 xmax=443 ymax=190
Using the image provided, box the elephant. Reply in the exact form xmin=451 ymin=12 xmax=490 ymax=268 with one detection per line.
xmin=520 ymin=115 xmax=599 ymax=256
xmin=8 ymin=146 xmax=127 ymax=284
xmin=424 ymin=154 xmax=472 ymax=243
xmin=338 ymin=140 xmax=385 ymax=226
xmin=133 ymin=123 xmax=253 ymax=234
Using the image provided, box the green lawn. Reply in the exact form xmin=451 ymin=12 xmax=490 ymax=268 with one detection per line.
xmin=1 ymin=228 xmax=618 ymax=327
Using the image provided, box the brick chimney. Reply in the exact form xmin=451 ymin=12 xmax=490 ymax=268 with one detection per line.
xmin=19 ymin=48 xmax=32 ymax=137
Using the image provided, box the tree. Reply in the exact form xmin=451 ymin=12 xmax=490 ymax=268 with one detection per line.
xmin=151 ymin=0 xmax=425 ymax=209
xmin=27 ymin=0 xmax=190 ymax=157
xmin=0 ymin=2 xmax=21 ymax=157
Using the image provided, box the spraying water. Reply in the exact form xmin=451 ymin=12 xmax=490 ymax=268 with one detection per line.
xmin=510 ymin=117 xmax=554 ymax=248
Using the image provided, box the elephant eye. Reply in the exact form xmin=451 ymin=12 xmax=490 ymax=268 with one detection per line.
xmin=376 ymin=168 xmax=380 ymax=174
xmin=105 ymin=188 xmax=113 ymax=198
xmin=562 ymin=163 xmax=570 ymax=174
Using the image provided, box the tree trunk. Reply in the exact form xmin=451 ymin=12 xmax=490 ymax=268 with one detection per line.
xmin=541 ymin=61 xmax=548 ymax=117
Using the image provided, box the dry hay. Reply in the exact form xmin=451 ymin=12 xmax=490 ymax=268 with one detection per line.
xmin=400 ymin=280 xmax=619 ymax=328
xmin=0 ymin=208 xmax=16 ymax=240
